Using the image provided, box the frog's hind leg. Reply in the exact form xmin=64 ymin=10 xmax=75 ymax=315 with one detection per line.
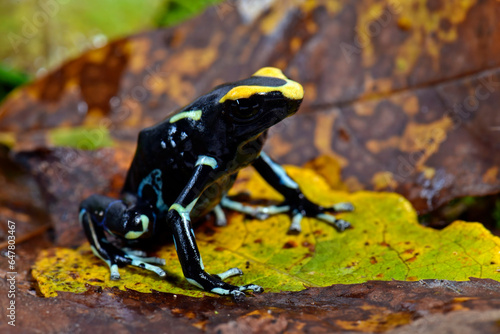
xmin=79 ymin=194 xmax=166 ymax=280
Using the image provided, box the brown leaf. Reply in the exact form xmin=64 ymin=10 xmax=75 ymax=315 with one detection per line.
xmin=1 ymin=1 xmax=499 ymax=214
xmin=3 ymin=277 xmax=500 ymax=333
xmin=14 ymin=147 xmax=133 ymax=246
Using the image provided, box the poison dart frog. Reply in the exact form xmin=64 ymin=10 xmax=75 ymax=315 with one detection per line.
xmin=79 ymin=67 xmax=354 ymax=300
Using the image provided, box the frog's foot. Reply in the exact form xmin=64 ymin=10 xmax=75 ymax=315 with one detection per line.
xmin=221 ymin=196 xmax=354 ymax=234
xmin=328 ymin=202 xmax=355 ymax=213
xmin=186 ymin=267 xmax=263 ymax=301
xmin=287 ymin=201 xmax=354 ymax=234
xmin=214 ymin=267 xmax=264 ymax=298
xmin=90 ymin=245 xmax=166 ymax=280
xmin=301 ymin=202 xmax=354 ymax=233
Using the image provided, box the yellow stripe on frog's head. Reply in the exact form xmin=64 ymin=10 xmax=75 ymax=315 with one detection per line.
xmin=252 ymin=67 xmax=288 ymax=79
xmin=218 ymin=67 xmax=304 ymax=103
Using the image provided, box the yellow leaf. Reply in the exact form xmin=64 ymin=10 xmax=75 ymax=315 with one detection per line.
xmin=32 ymin=166 xmax=500 ymax=298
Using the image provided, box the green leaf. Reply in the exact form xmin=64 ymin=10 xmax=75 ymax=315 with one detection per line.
xmin=0 ymin=64 xmax=29 ymax=102
xmin=0 ymin=0 xmax=166 ymax=76
xmin=156 ymin=0 xmax=223 ymax=27
xmin=32 ymin=166 xmax=500 ymax=298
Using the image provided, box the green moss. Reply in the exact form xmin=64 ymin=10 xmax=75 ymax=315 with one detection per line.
xmin=49 ymin=126 xmax=113 ymax=150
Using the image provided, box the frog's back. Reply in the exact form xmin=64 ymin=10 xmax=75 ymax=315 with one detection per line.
xmin=121 ymin=122 xmax=197 ymax=207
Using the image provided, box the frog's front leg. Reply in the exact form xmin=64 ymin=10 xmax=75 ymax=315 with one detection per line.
xmin=224 ymin=152 xmax=354 ymax=233
xmin=168 ymin=156 xmax=263 ymax=300
xmin=79 ymin=194 xmax=166 ymax=280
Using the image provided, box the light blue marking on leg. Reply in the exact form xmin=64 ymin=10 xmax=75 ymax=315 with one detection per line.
xmin=331 ymin=202 xmax=355 ymax=212
xmin=216 ymin=267 xmax=243 ymax=280
xmin=186 ymin=277 xmax=204 ymax=289
xmin=138 ymin=169 xmax=168 ymax=212
xmin=195 ymin=155 xmax=218 ymax=169
xmin=213 ymin=204 xmax=227 ymax=226
xmin=130 ymin=259 xmax=166 ymax=277
xmin=260 ymin=152 xmax=299 ymax=189
xmin=169 ymin=197 xmax=199 ymax=222
xmin=289 ymin=213 xmax=303 ymax=232
xmin=122 ymin=248 xmax=147 ymax=257
xmin=83 ymin=211 xmax=105 ymax=255
xmin=90 ymin=245 xmax=120 ymax=280
xmin=190 ymin=228 xmax=205 ymax=270
xmin=127 ymin=254 xmax=166 ymax=266
xmin=238 ymin=284 xmax=263 ymax=293
xmin=210 ymin=287 xmax=233 ymax=296
xmin=110 ymin=264 xmax=120 ymax=280
xmin=78 ymin=209 xmax=86 ymax=226
xmin=220 ymin=197 xmax=289 ymax=220
xmin=317 ymin=213 xmax=351 ymax=231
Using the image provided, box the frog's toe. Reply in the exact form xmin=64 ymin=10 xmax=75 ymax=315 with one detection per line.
xmin=121 ymin=248 xmax=148 ymax=257
xmin=316 ymin=213 xmax=351 ymax=232
xmin=212 ymin=283 xmax=263 ymax=301
xmin=335 ymin=219 xmax=351 ymax=231
xmin=213 ymin=204 xmax=228 ymax=227
xmin=220 ymin=197 xmax=287 ymax=220
xmin=214 ymin=267 xmax=243 ymax=280
xmin=330 ymin=202 xmax=354 ymax=212
xmin=211 ymin=268 xmax=263 ymax=299
xmin=251 ymin=211 xmax=267 ymax=220
xmin=238 ymin=284 xmax=264 ymax=294
xmin=90 ymin=245 xmax=125 ymax=280
xmin=126 ymin=253 xmax=166 ymax=266
xmin=231 ymin=289 xmax=246 ymax=302
xmin=128 ymin=258 xmax=166 ymax=277
xmin=230 ymin=284 xmax=264 ymax=302
xmin=110 ymin=264 xmax=121 ymax=280
xmin=288 ymin=213 xmax=304 ymax=234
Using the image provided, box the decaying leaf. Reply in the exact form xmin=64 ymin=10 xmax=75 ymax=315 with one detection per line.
xmin=32 ymin=165 xmax=500 ymax=298
xmin=0 ymin=0 xmax=166 ymax=74
xmin=2 ymin=1 xmax=500 ymax=333
xmin=3 ymin=276 xmax=500 ymax=333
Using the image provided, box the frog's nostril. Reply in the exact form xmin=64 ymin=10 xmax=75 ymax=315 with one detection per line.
xmin=134 ymin=215 xmax=141 ymax=225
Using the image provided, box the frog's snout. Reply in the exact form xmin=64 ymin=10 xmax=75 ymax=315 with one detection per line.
xmin=252 ymin=67 xmax=304 ymax=102
xmin=219 ymin=67 xmax=304 ymax=105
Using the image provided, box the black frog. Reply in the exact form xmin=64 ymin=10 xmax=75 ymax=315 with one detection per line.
xmin=79 ymin=67 xmax=353 ymax=299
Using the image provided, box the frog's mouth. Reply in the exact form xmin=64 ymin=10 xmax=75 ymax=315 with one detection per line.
xmin=261 ymin=91 xmax=302 ymax=122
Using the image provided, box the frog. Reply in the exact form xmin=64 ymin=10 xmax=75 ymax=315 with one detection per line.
xmin=79 ymin=67 xmax=354 ymax=300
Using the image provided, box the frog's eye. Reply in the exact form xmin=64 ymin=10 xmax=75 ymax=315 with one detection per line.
xmin=228 ymin=99 xmax=260 ymax=120
xmin=133 ymin=214 xmax=149 ymax=228
xmin=134 ymin=215 xmax=142 ymax=226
